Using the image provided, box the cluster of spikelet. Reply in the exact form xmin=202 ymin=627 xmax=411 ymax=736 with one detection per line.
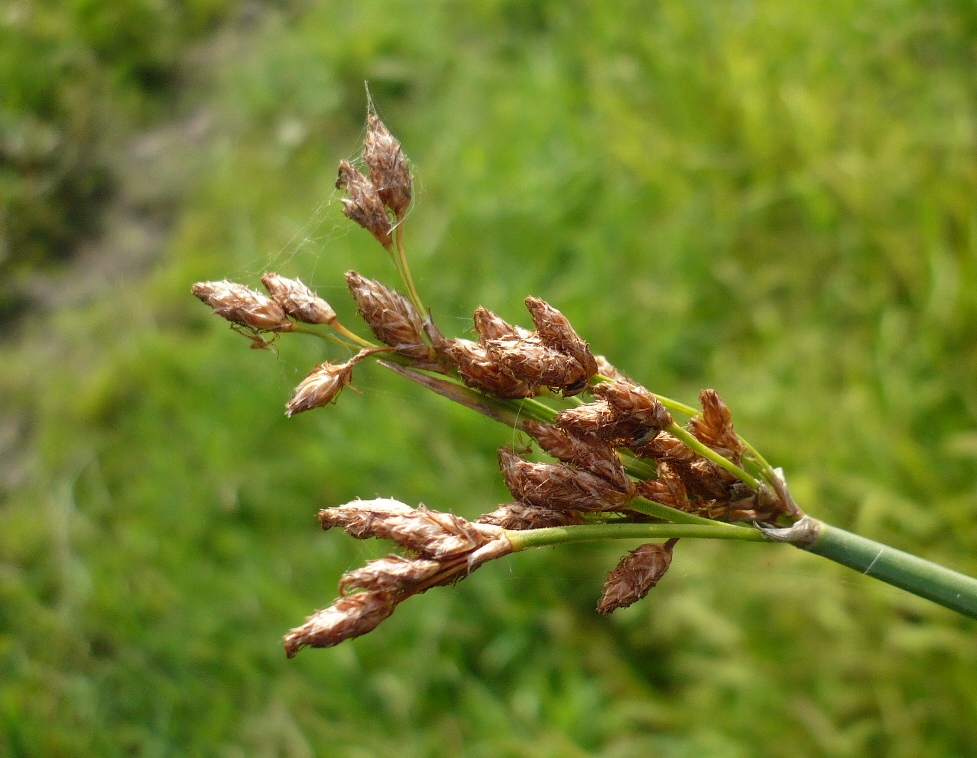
xmin=193 ymin=104 xmax=802 ymax=657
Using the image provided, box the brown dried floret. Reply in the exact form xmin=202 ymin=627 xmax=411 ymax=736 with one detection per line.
xmin=521 ymin=421 xmax=632 ymax=492
xmin=261 ymin=272 xmax=336 ymax=325
xmin=318 ymin=498 xmax=507 ymax=560
xmin=473 ymin=306 xmax=532 ymax=343
xmin=591 ymin=381 xmax=673 ymax=438
xmin=338 ymin=554 xmax=442 ymax=595
xmin=477 ymin=502 xmax=582 ymax=530
xmin=336 ymin=160 xmax=393 ymax=247
xmin=524 ymin=296 xmax=599 ymax=378
xmin=346 ymin=271 xmax=430 ymax=359
xmin=285 ymin=360 xmax=355 ymax=417
xmin=554 ymin=400 xmax=619 ymax=437
xmin=485 ymin=335 xmax=590 ymax=395
xmin=438 ymin=338 xmax=534 ymax=399
xmin=499 ymin=448 xmax=634 ymax=512
xmin=631 ymin=430 xmax=698 ymax=463
xmin=635 ymin=463 xmax=690 ymax=510
xmin=363 ymin=113 xmax=412 ymax=218
xmin=597 ymin=539 xmax=678 ymax=614
xmin=688 ymin=389 xmax=744 ymax=462
xmin=191 ymin=279 xmax=294 ymax=332
xmin=284 ymin=591 xmax=397 ymax=657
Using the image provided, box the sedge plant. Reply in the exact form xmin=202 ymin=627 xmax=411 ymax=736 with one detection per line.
xmin=192 ymin=99 xmax=977 ymax=658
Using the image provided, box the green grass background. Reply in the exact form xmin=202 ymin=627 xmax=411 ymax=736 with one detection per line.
xmin=2 ymin=1 xmax=977 ymax=755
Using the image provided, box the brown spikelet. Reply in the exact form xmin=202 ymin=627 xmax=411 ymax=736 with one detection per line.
xmin=318 ymin=499 xmax=507 ymax=560
xmin=346 ymin=271 xmax=430 ymax=359
xmin=521 ymin=421 xmax=632 ymax=492
xmin=524 ymin=297 xmax=599 ymax=378
xmin=284 ymin=591 xmax=397 ymax=657
xmin=285 ymin=359 xmax=355 ymax=416
xmin=597 ymin=539 xmax=678 ymax=614
xmin=485 ymin=335 xmax=590 ymax=395
xmin=363 ymin=113 xmax=413 ymax=218
xmin=336 ymin=160 xmax=393 ymax=247
xmin=554 ymin=400 xmax=620 ymax=438
xmin=499 ymin=448 xmax=634 ymax=512
xmin=261 ymin=273 xmax=336 ymax=325
xmin=477 ymin=502 xmax=582 ymax=530
xmin=688 ymin=389 xmax=745 ymax=462
xmin=338 ymin=554 xmax=442 ymax=595
xmin=438 ymin=338 xmax=534 ymax=399
xmin=191 ymin=280 xmax=294 ymax=332
xmin=635 ymin=463 xmax=690 ymax=510
xmin=591 ymin=381 xmax=673 ymax=437
xmin=632 ymin=430 xmax=698 ymax=463
xmin=473 ymin=306 xmax=532 ymax=343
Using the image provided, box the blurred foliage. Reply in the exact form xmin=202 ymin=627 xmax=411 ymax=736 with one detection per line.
xmin=2 ymin=0 xmax=977 ymax=756
xmin=0 ymin=0 xmax=232 ymax=317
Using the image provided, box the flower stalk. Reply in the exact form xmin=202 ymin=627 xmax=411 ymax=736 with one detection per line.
xmin=191 ymin=97 xmax=977 ymax=655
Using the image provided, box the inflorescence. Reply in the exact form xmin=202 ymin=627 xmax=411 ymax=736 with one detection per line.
xmin=193 ymin=101 xmax=804 ymax=658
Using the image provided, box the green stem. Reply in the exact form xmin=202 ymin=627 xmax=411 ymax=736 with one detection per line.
xmin=667 ymin=422 xmax=761 ymax=489
xmin=623 ymin=496 xmax=748 ymax=527
xmin=798 ymin=520 xmax=977 ymax=619
xmin=289 ymin=323 xmax=360 ymax=349
xmin=392 ymin=222 xmax=426 ymax=317
xmin=506 ymin=522 xmax=767 ymax=551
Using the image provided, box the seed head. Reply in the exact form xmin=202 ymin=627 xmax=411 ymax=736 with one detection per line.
xmin=477 ymin=502 xmax=581 ymax=530
xmin=339 ymin=554 xmax=443 ymax=595
xmin=363 ymin=113 xmax=412 ymax=218
xmin=524 ymin=297 xmax=599 ymax=378
xmin=485 ymin=335 xmax=591 ymax=396
xmin=191 ymin=280 xmax=294 ymax=332
xmin=336 ymin=160 xmax=393 ymax=247
xmin=346 ymin=271 xmax=430 ymax=359
xmin=438 ymin=338 xmax=534 ymax=399
xmin=285 ymin=357 xmax=360 ymax=416
xmin=284 ymin=591 xmax=397 ymax=657
xmin=473 ymin=306 xmax=532 ymax=343
xmin=597 ymin=539 xmax=678 ymax=614
xmin=688 ymin=389 xmax=744 ymax=462
xmin=522 ymin=421 xmax=632 ymax=492
xmin=318 ymin=498 xmax=508 ymax=560
xmin=260 ymin=273 xmax=336 ymax=325
xmin=591 ymin=381 xmax=673 ymax=437
xmin=498 ymin=447 xmax=633 ymax=512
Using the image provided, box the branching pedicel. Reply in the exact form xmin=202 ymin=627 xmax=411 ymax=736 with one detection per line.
xmin=193 ymin=100 xmax=977 ymax=658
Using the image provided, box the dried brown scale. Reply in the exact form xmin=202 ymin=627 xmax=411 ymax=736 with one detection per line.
xmin=437 ymin=338 xmax=534 ymax=399
xmin=554 ymin=400 xmax=620 ymax=438
xmin=485 ymin=335 xmax=590 ymax=395
xmin=688 ymin=389 xmax=744 ymax=462
xmin=522 ymin=421 xmax=632 ymax=492
xmin=597 ymin=539 xmax=678 ymax=614
xmin=473 ymin=306 xmax=533 ymax=342
xmin=591 ymin=381 xmax=673 ymax=436
xmin=261 ymin=273 xmax=336 ymax=325
xmin=632 ymin=431 xmax=699 ymax=463
xmin=477 ymin=502 xmax=582 ymax=530
xmin=499 ymin=448 xmax=634 ymax=512
xmin=285 ymin=359 xmax=355 ymax=417
xmin=284 ymin=591 xmax=397 ymax=657
xmin=635 ymin=463 xmax=690 ymax=510
xmin=336 ymin=160 xmax=393 ymax=247
xmin=524 ymin=296 xmax=599 ymax=378
xmin=338 ymin=554 xmax=442 ymax=595
xmin=363 ymin=113 xmax=412 ymax=218
xmin=191 ymin=280 xmax=294 ymax=332
xmin=318 ymin=499 xmax=505 ymax=560
xmin=346 ymin=271 xmax=431 ymax=360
